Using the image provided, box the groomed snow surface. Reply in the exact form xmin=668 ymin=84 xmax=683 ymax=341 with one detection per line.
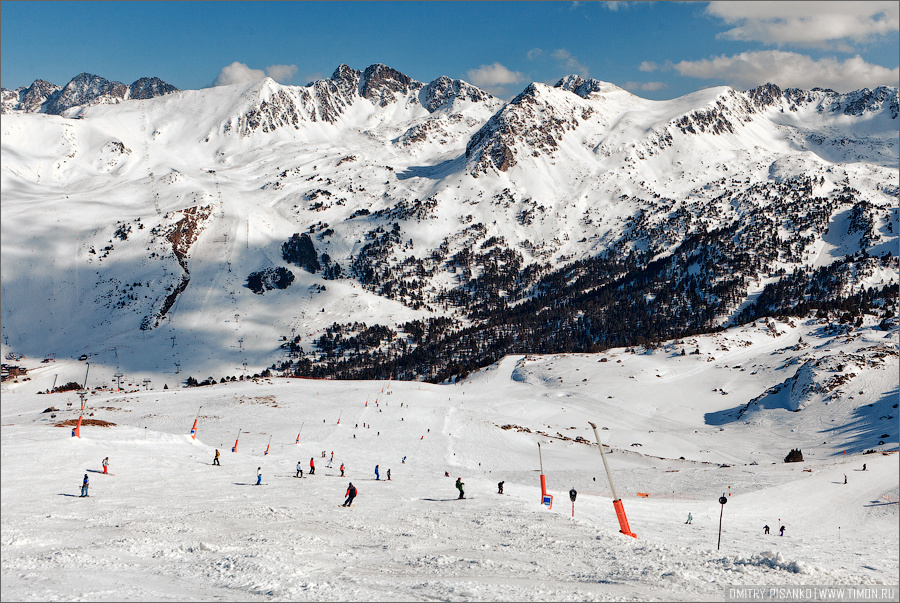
xmin=2 ymin=318 xmax=898 ymax=601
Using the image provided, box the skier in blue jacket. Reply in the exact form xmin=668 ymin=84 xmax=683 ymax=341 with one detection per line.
xmin=375 ymin=465 xmax=380 ymax=480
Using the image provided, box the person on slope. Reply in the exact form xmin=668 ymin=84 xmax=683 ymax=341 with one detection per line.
xmin=340 ymin=463 xmax=345 ymax=477
xmin=256 ymin=467 xmax=262 ymax=486
xmin=779 ymin=525 xmax=785 ymax=537
xmin=80 ymin=474 xmax=90 ymax=497
xmin=343 ymin=483 xmax=357 ymax=507
xmin=102 ymin=457 xmax=109 ymax=474
xmin=456 ymin=477 xmax=465 ymax=499
xmin=213 ymin=449 xmax=220 ymax=466
xmin=309 ymin=457 xmax=315 ymax=475
xmin=498 ymin=481 xmax=504 ymax=494
xmin=685 ymin=513 xmax=692 ymax=524
xmin=296 ymin=461 xmax=303 ymax=478
xmin=375 ymin=465 xmax=380 ymax=480
xmin=764 ymin=525 xmax=770 ymax=534
xmin=387 ymin=468 xmax=391 ymax=481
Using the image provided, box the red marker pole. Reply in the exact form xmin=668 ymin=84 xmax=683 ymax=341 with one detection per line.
xmin=232 ymin=428 xmax=241 ymax=452
xmin=589 ymin=421 xmax=636 ymax=538
xmin=72 ymin=414 xmax=83 ymax=438
xmin=190 ymin=405 xmax=202 ymax=439
xmin=538 ymin=443 xmax=552 ymax=509
xmin=296 ymin=422 xmax=304 ymax=444
xmin=264 ymin=434 xmax=272 ymax=455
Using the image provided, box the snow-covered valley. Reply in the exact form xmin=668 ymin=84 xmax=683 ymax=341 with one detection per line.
xmin=2 ymin=317 xmax=897 ymax=600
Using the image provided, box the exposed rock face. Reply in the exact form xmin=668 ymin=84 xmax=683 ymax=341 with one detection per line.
xmin=554 ymin=75 xmax=622 ymax=99
xmin=359 ymin=63 xmax=421 ymax=107
xmin=465 ymin=83 xmax=581 ymax=173
xmin=238 ymin=86 xmax=302 ymax=136
xmin=129 ymin=77 xmax=179 ymax=100
xmin=43 ymin=73 xmax=129 ymax=115
xmin=420 ymin=76 xmax=494 ymax=113
xmin=1 ymin=73 xmax=179 ymax=115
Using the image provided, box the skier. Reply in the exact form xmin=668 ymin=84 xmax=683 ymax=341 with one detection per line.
xmin=375 ymin=465 xmax=380 ymax=480
xmin=764 ymin=525 xmax=770 ymax=535
xmin=862 ymin=463 xmax=866 ymax=471
xmin=343 ymin=482 xmax=357 ymax=507
xmin=685 ymin=512 xmax=692 ymax=524
xmin=456 ymin=477 xmax=465 ymax=499
xmin=340 ymin=463 xmax=345 ymax=477
xmin=256 ymin=467 xmax=262 ymax=485
xmin=387 ymin=468 xmax=391 ymax=481
xmin=444 ymin=471 xmax=449 ymax=477
xmin=779 ymin=525 xmax=785 ymax=537
xmin=80 ymin=474 xmax=89 ymax=497
xmin=309 ymin=457 xmax=315 ymax=475
xmin=498 ymin=481 xmax=504 ymax=494
xmin=213 ymin=449 xmax=220 ymax=466
xmin=296 ymin=461 xmax=304 ymax=478
xmin=402 ymin=456 xmax=406 ymax=464
xmin=102 ymin=457 xmax=109 ymax=474
xmin=844 ymin=474 xmax=847 ymax=484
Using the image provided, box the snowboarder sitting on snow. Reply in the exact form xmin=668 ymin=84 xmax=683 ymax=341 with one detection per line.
xmin=343 ymin=483 xmax=357 ymax=507
xmin=213 ymin=449 xmax=220 ymax=466
xmin=764 ymin=525 xmax=770 ymax=534
xmin=102 ymin=457 xmax=109 ymax=474
xmin=456 ymin=478 xmax=465 ymax=499
xmin=80 ymin=474 xmax=89 ymax=497
xmin=296 ymin=461 xmax=303 ymax=478
xmin=498 ymin=481 xmax=504 ymax=494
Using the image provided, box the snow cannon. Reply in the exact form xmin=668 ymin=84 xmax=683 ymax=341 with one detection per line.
xmin=588 ymin=421 xmax=636 ymax=538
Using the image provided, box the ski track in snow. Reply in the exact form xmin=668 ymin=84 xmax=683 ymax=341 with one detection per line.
xmin=2 ymin=319 xmax=898 ymax=601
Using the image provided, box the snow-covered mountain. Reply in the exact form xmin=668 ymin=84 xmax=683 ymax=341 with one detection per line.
xmin=1 ymin=64 xmax=897 ymax=385
xmin=1 ymin=73 xmax=178 ymax=115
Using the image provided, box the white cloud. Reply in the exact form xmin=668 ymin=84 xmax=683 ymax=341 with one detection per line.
xmin=466 ymin=63 xmax=525 ymax=87
xmin=639 ymin=61 xmax=659 ymax=72
xmin=674 ymin=50 xmax=900 ymax=91
xmin=527 ymin=48 xmax=543 ymax=61
xmin=213 ymin=62 xmax=267 ymax=86
xmin=602 ymin=1 xmax=621 ymax=11
xmin=623 ymin=81 xmax=668 ymax=91
xmin=265 ymin=64 xmax=298 ymax=83
xmin=707 ymin=1 xmax=899 ymax=48
xmin=551 ymin=49 xmax=590 ymax=77
xmin=212 ymin=62 xmax=299 ymax=86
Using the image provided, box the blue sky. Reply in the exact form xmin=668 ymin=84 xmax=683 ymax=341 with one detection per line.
xmin=2 ymin=1 xmax=897 ymax=99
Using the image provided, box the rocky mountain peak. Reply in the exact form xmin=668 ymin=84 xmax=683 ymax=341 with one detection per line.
xmin=359 ymin=63 xmax=421 ymax=107
xmin=420 ymin=76 xmax=494 ymax=113
xmin=554 ymin=75 xmax=622 ymax=98
xmin=129 ymin=77 xmax=179 ymax=100
xmin=43 ymin=73 xmax=128 ymax=115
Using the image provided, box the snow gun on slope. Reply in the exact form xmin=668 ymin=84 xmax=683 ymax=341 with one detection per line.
xmin=588 ymin=421 xmax=636 ymax=538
